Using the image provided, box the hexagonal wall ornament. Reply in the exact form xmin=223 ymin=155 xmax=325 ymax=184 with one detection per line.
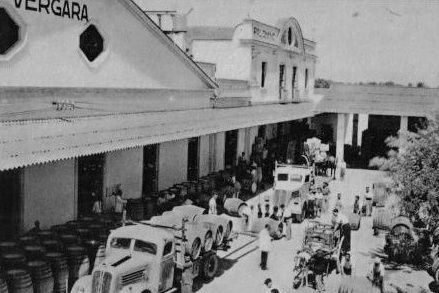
xmin=79 ymin=24 xmax=104 ymax=62
xmin=0 ymin=8 xmax=19 ymax=55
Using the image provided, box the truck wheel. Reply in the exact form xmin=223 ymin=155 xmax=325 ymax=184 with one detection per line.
xmin=202 ymin=253 xmax=219 ymax=280
xmin=203 ymin=231 xmax=214 ymax=252
xmin=214 ymin=226 xmax=224 ymax=247
xmin=190 ymin=237 xmax=202 ymax=260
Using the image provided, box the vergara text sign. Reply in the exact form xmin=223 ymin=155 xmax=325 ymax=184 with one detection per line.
xmin=13 ymin=0 xmax=89 ymax=21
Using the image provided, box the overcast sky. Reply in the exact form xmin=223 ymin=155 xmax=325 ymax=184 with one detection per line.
xmin=138 ymin=0 xmax=439 ymax=87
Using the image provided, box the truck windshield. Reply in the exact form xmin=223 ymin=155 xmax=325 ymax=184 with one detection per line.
xmin=277 ymin=173 xmax=288 ymax=181
xmin=110 ymin=238 xmax=131 ymax=249
xmin=133 ymin=240 xmax=157 ymax=255
xmin=290 ymin=174 xmax=302 ymax=182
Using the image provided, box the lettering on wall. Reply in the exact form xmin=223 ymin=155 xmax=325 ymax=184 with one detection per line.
xmin=13 ymin=0 xmax=89 ymax=21
xmin=252 ymin=24 xmax=278 ymax=44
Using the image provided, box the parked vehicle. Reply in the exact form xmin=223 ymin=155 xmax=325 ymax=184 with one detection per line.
xmin=272 ymin=162 xmax=312 ymax=223
xmin=71 ymin=218 xmax=230 ymax=293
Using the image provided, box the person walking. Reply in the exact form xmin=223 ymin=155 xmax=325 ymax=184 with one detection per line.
xmin=322 ymin=182 xmax=331 ymax=212
xmin=115 ymin=187 xmax=127 ymax=220
xmin=332 ymin=208 xmax=351 ymax=255
xmin=353 ymin=195 xmax=362 ymax=215
xmin=258 ymin=224 xmax=273 ymax=270
xmin=365 ymin=186 xmax=373 ymax=216
xmin=335 ymin=193 xmax=343 ymax=211
xmin=209 ymin=193 xmax=218 ymax=215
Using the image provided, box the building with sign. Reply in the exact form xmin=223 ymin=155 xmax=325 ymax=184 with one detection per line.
xmin=0 ymin=0 xmax=318 ymax=238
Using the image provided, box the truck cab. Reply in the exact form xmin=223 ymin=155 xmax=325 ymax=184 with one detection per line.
xmin=273 ymin=162 xmax=311 ymax=222
xmin=71 ymin=224 xmax=178 ymax=293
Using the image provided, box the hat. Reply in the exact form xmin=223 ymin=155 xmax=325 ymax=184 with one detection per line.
xmin=374 ymin=257 xmax=380 ymax=264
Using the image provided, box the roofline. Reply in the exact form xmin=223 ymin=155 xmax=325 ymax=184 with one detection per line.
xmin=119 ymin=0 xmax=218 ymax=89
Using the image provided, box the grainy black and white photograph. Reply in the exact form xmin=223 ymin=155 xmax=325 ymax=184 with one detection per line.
xmin=1 ymin=0 xmax=439 ymax=292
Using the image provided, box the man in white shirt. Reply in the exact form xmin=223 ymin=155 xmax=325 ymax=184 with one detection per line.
xmin=332 ymin=208 xmax=351 ymax=256
xmin=367 ymin=258 xmax=385 ymax=292
xmin=208 ymin=193 xmax=218 ymax=215
xmin=365 ymin=186 xmax=373 ymax=216
xmin=258 ymin=224 xmax=273 ymax=270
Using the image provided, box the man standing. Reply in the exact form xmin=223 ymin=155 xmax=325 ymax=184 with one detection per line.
xmin=209 ymin=193 xmax=218 ymax=215
xmin=367 ymin=258 xmax=385 ymax=293
xmin=365 ymin=186 xmax=373 ymax=217
xmin=332 ymin=208 xmax=351 ymax=255
xmin=258 ymin=224 xmax=273 ymax=270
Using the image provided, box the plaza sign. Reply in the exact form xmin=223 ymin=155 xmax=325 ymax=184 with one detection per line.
xmin=252 ymin=22 xmax=279 ymax=45
xmin=13 ymin=0 xmax=89 ymax=21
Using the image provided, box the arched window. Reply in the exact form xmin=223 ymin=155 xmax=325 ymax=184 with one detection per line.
xmin=288 ymin=27 xmax=292 ymax=45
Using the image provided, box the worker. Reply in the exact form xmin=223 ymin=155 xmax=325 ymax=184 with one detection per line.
xmin=340 ymin=253 xmax=354 ymax=275
xmin=264 ymin=203 xmax=270 ymax=218
xmin=367 ymin=258 xmax=385 ymax=293
xmin=115 ymin=187 xmax=127 ymax=220
xmin=353 ymin=195 xmax=361 ymax=214
xmin=92 ymin=192 xmax=102 ymax=215
xmin=365 ymin=186 xmax=373 ymax=217
xmin=332 ymin=208 xmax=351 ymax=255
xmin=334 ymin=193 xmax=343 ymax=211
xmin=258 ymin=224 xmax=273 ymax=270
xmin=208 ymin=193 xmax=218 ymax=215
xmin=27 ymin=220 xmax=41 ymax=235
xmin=270 ymin=206 xmax=280 ymax=221
xmin=263 ymin=278 xmax=280 ymax=293
xmin=257 ymin=203 xmax=263 ymax=218
xmin=322 ymin=182 xmax=330 ymax=212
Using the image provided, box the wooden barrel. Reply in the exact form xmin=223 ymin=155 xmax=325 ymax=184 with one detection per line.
xmin=23 ymin=246 xmax=45 ymax=261
xmin=66 ymin=246 xmax=89 ymax=286
xmin=241 ymin=179 xmax=257 ymax=194
xmin=373 ymin=182 xmax=388 ymax=207
xmin=35 ymin=231 xmax=54 ymax=241
xmin=45 ymin=252 xmax=68 ymax=293
xmin=0 ymin=242 xmax=20 ymax=254
xmin=1 ymin=253 xmax=26 ymax=270
xmin=27 ymin=261 xmax=54 ymax=293
xmin=0 ymin=277 xmax=8 ymax=293
xmin=127 ymin=199 xmax=145 ymax=221
xmin=348 ymin=213 xmax=361 ymax=231
xmin=18 ymin=237 xmax=39 ymax=248
xmin=58 ymin=234 xmax=78 ymax=246
xmin=49 ymin=225 xmax=70 ymax=235
xmin=390 ymin=216 xmax=413 ymax=236
xmin=182 ymin=182 xmax=197 ymax=196
xmin=223 ymin=198 xmax=249 ymax=217
xmin=5 ymin=269 xmax=33 ymax=293
xmin=372 ymin=209 xmax=392 ymax=231
xmin=338 ymin=276 xmax=378 ymax=293
xmin=40 ymin=240 xmax=62 ymax=253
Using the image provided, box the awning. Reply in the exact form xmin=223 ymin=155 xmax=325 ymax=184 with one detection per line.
xmin=0 ymin=101 xmax=316 ymax=171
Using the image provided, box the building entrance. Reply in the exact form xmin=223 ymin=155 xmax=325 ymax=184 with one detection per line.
xmin=143 ymin=144 xmax=159 ymax=195
xmin=77 ymin=154 xmax=104 ymax=217
xmin=187 ymin=138 xmax=200 ymax=181
xmin=225 ymin=130 xmax=238 ymax=168
xmin=0 ymin=169 xmax=21 ymax=239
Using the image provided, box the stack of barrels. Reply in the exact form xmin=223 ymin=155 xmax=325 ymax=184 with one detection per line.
xmin=0 ymin=214 xmax=116 ymax=293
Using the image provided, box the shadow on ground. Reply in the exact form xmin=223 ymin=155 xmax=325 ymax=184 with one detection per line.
xmin=193 ymin=258 xmax=238 ymax=292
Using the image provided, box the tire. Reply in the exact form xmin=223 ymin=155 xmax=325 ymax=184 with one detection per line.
xmin=190 ymin=237 xmax=202 ymax=260
xmin=203 ymin=231 xmax=214 ymax=252
xmin=435 ymin=267 xmax=439 ymax=285
xmin=214 ymin=226 xmax=224 ymax=247
xmin=202 ymin=253 xmax=219 ymax=280
xmin=390 ymin=216 xmax=413 ymax=236
xmin=224 ymin=221 xmax=232 ymax=241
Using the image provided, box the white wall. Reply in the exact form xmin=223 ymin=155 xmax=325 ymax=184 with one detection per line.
xmin=0 ymin=0 xmax=209 ymax=90
xmin=158 ymin=140 xmax=188 ymax=190
xmin=23 ymin=159 xmax=76 ymax=230
xmin=214 ymin=132 xmax=225 ymax=171
xmin=199 ymin=135 xmax=210 ymax=177
xmin=104 ymin=148 xmax=143 ymax=204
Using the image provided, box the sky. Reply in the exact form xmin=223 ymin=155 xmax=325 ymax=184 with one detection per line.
xmin=137 ymin=0 xmax=439 ymax=87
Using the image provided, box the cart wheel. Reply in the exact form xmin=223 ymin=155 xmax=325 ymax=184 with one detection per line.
xmin=202 ymin=253 xmax=219 ymax=280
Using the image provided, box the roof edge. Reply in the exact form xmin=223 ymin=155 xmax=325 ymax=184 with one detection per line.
xmin=119 ymin=0 xmax=218 ymax=89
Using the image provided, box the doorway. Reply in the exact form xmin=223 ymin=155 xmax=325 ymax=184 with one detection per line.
xmin=77 ymin=154 xmax=105 ymax=217
xmin=292 ymin=66 xmax=297 ymax=99
xmin=187 ymin=137 xmax=200 ymax=181
xmin=224 ymin=130 xmax=238 ymax=168
xmin=279 ymin=64 xmax=285 ymax=99
xmin=0 ymin=169 xmax=22 ymax=240
xmin=143 ymin=144 xmax=159 ymax=195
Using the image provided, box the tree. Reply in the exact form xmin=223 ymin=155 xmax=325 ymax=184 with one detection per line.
xmin=417 ymin=82 xmax=425 ymax=88
xmin=314 ymin=78 xmax=331 ymax=88
xmin=370 ymin=115 xmax=439 ymax=229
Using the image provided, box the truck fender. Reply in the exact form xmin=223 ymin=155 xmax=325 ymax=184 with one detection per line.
xmin=71 ymin=275 xmax=92 ymax=293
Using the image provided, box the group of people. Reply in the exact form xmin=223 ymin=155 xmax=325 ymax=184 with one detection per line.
xmin=352 ymin=186 xmax=373 ymax=217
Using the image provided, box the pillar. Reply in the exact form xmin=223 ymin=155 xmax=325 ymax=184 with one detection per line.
xmin=400 ymin=116 xmax=408 ymax=132
xmin=336 ymin=113 xmax=349 ymax=162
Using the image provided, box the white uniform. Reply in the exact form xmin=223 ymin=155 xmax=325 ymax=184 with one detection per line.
xmin=258 ymin=228 xmax=273 ymax=252
xmin=209 ymin=197 xmax=217 ymax=215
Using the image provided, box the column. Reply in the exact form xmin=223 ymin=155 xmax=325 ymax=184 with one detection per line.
xmin=400 ymin=116 xmax=408 ymax=132
xmin=336 ymin=113 xmax=348 ymax=162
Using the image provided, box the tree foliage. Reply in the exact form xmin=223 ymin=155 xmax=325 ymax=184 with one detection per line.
xmin=314 ymin=78 xmax=331 ymax=88
xmin=370 ymin=115 xmax=439 ymax=229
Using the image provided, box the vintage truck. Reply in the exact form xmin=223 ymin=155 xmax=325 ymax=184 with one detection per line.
xmin=70 ymin=219 xmax=226 ymax=293
xmin=272 ymin=162 xmax=311 ymax=222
